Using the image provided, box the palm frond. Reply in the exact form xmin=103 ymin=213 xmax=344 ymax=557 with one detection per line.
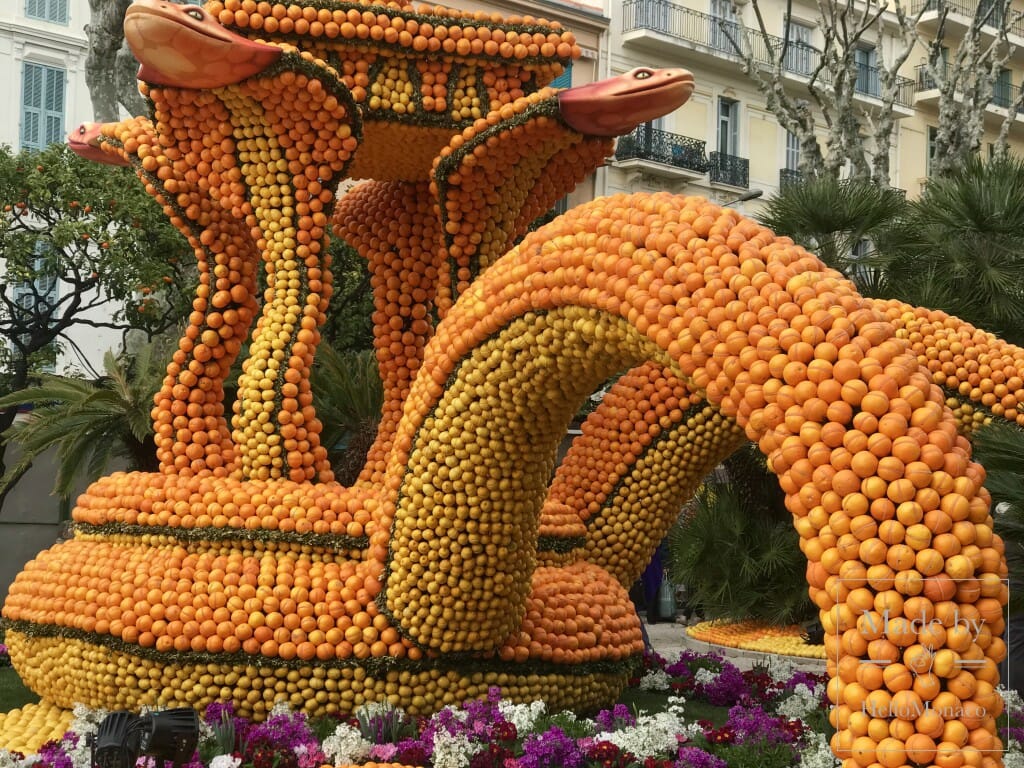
xmin=0 ymin=341 xmax=168 ymax=498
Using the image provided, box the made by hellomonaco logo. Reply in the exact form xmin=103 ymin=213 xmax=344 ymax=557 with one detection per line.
xmin=832 ymin=577 xmax=1010 ymax=752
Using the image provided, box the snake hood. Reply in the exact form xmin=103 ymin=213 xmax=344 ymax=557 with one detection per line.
xmin=124 ymin=0 xmax=282 ymax=88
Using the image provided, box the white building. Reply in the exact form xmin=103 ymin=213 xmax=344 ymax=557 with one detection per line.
xmin=1 ymin=0 xmax=129 ymax=375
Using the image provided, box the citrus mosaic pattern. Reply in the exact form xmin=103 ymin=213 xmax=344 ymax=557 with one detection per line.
xmin=687 ymin=620 xmax=827 ymax=659
xmin=0 ymin=2 xmax=1016 ymax=767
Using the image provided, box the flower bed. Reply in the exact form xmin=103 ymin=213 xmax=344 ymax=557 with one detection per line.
xmin=685 ymin=621 xmax=826 ymax=660
xmin=3 ymin=648 xmax=1022 ymax=767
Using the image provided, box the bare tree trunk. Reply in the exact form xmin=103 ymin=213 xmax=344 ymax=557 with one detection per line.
xmin=86 ymin=0 xmax=144 ymax=122
xmin=899 ymin=0 xmax=1024 ymax=177
xmin=727 ymin=0 xmax=916 ymax=186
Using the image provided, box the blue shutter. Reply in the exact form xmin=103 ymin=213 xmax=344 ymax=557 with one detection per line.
xmin=26 ymin=0 xmax=67 ymax=23
xmin=21 ymin=62 xmax=66 ymax=150
xmin=550 ymin=63 xmax=573 ymax=89
xmin=43 ymin=66 xmax=65 ymax=146
xmin=21 ymin=63 xmax=43 ymax=150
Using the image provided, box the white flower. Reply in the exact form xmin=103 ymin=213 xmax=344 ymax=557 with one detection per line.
xmin=777 ymin=683 xmax=825 ymax=719
xmin=431 ymin=731 xmax=480 ymax=768
xmin=0 ymin=750 xmax=37 ymax=768
xmin=268 ymin=701 xmax=291 ymax=718
xmin=666 ymin=695 xmax=686 ymax=719
xmin=694 ymin=667 xmax=718 ymax=686
xmin=1005 ymin=739 xmax=1024 ymax=768
xmin=767 ymin=658 xmax=796 ymax=683
xmin=69 ymin=703 xmax=109 ymax=735
xmin=638 ymin=669 xmax=671 ymax=691
xmin=599 ymin=711 xmax=685 ymax=759
xmin=799 ymin=732 xmax=841 ymax=768
xmin=1000 ymin=686 xmax=1024 ymax=717
xmin=321 ymin=722 xmax=373 ymax=765
xmin=209 ymin=755 xmax=242 ymax=768
xmin=498 ymin=699 xmax=546 ymax=733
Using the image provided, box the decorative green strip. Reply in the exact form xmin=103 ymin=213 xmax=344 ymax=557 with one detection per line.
xmin=73 ymin=521 xmax=368 ymax=551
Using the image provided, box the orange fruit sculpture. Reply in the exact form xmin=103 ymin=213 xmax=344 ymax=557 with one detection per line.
xmin=2 ymin=2 xmax=1015 ymax=766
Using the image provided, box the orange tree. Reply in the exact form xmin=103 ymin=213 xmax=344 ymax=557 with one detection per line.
xmin=0 ymin=143 xmax=195 ymax=506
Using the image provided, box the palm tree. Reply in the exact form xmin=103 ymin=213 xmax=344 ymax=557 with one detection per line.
xmin=0 ymin=343 xmax=166 ymax=500
xmin=876 ymin=154 xmax=1024 ymax=346
xmin=666 ymin=444 xmax=817 ymax=625
xmin=759 ymin=177 xmax=909 ymax=296
xmin=310 ymin=345 xmax=383 ymax=486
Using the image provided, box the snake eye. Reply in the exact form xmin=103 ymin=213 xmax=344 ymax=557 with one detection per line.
xmin=78 ymin=125 xmax=87 ymax=135
xmin=185 ymin=8 xmax=204 ymax=20
xmin=634 ymin=69 xmax=653 ymax=80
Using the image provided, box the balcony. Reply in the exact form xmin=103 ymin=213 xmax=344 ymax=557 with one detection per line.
xmin=915 ymin=63 xmax=1023 ymax=120
xmin=779 ymin=168 xmax=803 ymax=189
xmin=912 ymin=0 xmax=1024 ymax=64
xmin=612 ymin=125 xmax=709 ymax=181
xmin=622 ymin=0 xmax=917 ymax=114
xmin=709 ymin=151 xmax=749 ymax=188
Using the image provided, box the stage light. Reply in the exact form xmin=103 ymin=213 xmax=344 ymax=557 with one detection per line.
xmin=140 ymin=708 xmax=201 ymax=766
xmin=90 ymin=708 xmax=200 ymax=768
xmin=89 ymin=712 xmax=144 ymax=768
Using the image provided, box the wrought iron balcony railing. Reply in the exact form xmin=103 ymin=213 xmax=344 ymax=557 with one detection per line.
xmin=916 ymin=63 xmax=1022 ymax=112
xmin=708 ymin=151 xmax=749 ymax=188
xmin=911 ymin=0 xmax=1024 ymax=38
xmin=779 ymin=168 xmax=803 ymax=189
xmin=622 ymin=0 xmax=917 ymax=107
xmin=614 ymin=125 xmax=709 ymax=173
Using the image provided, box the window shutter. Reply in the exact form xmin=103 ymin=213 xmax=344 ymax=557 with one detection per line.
xmin=22 ymin=63 xmax=43 ymax=150
xmin=550 ymin=63 xmax=573 ymax=90
xmin=21 ymin=63 xmax=65 ymax=149
xmin=26 ymin=0 xmax=67 ymax=22
xmin=43 ymin=67 xmax=65 ymax=146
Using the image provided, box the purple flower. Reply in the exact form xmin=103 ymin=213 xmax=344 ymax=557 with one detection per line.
xmin=696 ymin=663 xmax=750 ymax=706
xmin=674 ymin=746 xmax=727 ymax=768
xmin=519 ymin=726 xmax=585 ymax=768
xmin=595 ymin=703 xmax=636 ymax=732
xmin=725 ymin=705 xmax=802 ymax=746
xmin=394 ymin=736 xmax=431 ymax=766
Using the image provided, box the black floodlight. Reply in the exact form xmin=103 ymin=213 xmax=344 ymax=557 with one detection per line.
xmin=140 ymin=708 xmax=201 ymax=766
xmin=89 ymin=712 xmax=144 ymax=768
xmin=90 ymin=708 xmax=201 ymax=768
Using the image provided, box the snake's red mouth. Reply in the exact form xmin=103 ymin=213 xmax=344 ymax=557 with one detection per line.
xmin=124 ymin=0 xmax=281 ymax=89
xmin=68 ymin=123 xmax=129 ymax=166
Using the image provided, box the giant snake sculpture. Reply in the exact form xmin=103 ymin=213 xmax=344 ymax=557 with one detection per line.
xmin=1 ymin=1 xmax=1018 ymax=766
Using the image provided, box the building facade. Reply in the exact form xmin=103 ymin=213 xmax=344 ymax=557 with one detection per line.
xmin=600 ymin=0 xmax=1024 ymax=216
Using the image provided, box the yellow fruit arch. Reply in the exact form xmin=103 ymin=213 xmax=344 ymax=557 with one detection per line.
xmin=1 ymin=1 xmax=1016 ymax=766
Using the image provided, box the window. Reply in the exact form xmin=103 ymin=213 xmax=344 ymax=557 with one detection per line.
xmin=25 ymin=0 xmax=68 ymax=24
xmin=710 ymin=0 xmax=739 ymax=53
xmin=21 ymin=62 xmax=66 ymax=151
xmin=12 ymin=244 xmax=59 ymax=370
xmin=926 ymin=126 xmax=938 ymax=176
xmin=783 ymin=20 xmax=815 ymax=75
xmin=993 ymin=68 xmax=1012 ymax=108
xmin=978 ymin=0 xmax=1005 ymax=28
xmin=550 ymin=63 xmax=572 ymax=90
xmin=717 ymin=97 xmax=739 ymax=156
xmin=854 ymin=45 xmax=879 ymax=98
xmin=785 ymin=131 xmax=801 ymax=171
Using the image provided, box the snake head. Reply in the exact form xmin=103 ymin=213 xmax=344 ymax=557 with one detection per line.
xmin=124 ymin=0 xmax=282 ymax=88
xmin=557 ymin=67 xmax=695 ymax=137
xmin=68 ymin=122 xmax=129 ymax=166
